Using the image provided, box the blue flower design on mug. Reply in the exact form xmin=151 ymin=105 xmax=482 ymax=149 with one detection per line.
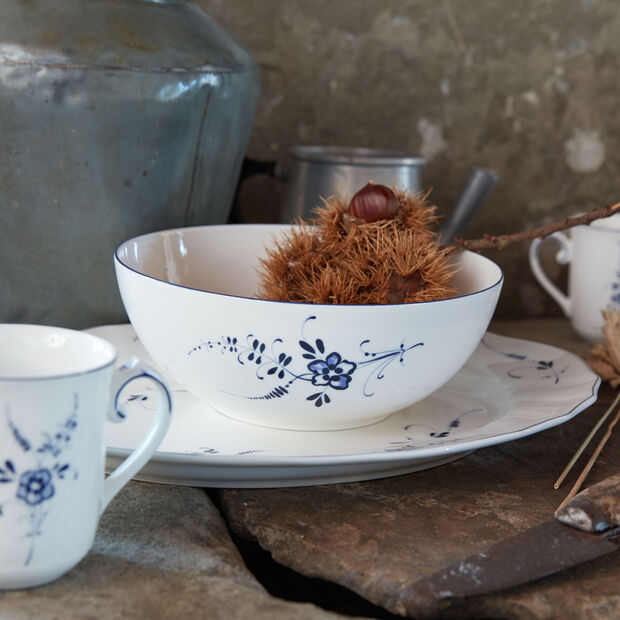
xmin=308 ymin=353 xmax=356 ymax=390
xmin=0 ymin=394 xmax=79 ymax=565
xmin=16 ymin=469 xmax=55 ymax=506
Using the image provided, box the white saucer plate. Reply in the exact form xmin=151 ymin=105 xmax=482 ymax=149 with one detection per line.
xmin=90 ymin=325 xmax=600 ymax=488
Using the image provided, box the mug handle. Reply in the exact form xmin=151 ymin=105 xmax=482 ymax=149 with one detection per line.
xmin=528 ymin=232 xmax=572 ymax=317
xmin=101 ymin=357 xmax=172 ymax=512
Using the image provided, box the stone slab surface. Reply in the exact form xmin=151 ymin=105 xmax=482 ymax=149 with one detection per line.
xmin=0 ymin=482 xmax=343 ymax=620
xmin=220 ymin=390 xmax=620 ymax=619
xmin=218 ymin=320 xmax=620 ymax=618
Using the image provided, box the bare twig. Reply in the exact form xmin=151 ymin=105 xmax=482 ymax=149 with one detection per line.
xmin=554 ymin=391 xmax=620 ymax=489
xmin=454 ymin=202 xmax=620 ymax=252
xmin=555 ymin=400 xmax=620 ymax=515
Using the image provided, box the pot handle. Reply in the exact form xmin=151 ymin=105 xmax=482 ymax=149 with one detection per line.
xmin=101 ymin=357 xmax=172 ymax=512
xmin=438 ymin=167 xmax=499 ymax=245
xmin=528 ymin=232 xmax=572 ymax=317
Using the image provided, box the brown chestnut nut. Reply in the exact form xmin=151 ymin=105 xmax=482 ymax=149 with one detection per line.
xmin=347 ymin=183 xmax=399 ymax=222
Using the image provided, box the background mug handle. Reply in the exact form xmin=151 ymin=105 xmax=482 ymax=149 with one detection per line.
xmin=101 ymin=357 xmax=172 ymax=512
xmin=528 ymin=232 xmax=572 ymax=317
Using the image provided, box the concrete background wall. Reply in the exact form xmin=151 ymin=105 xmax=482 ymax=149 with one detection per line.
xmin=197 ymin=0 xmax=620 ymax=319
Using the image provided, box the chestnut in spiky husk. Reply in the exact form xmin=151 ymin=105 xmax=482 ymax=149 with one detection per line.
xmin=258 ymin=184 xmax=456 ymax=305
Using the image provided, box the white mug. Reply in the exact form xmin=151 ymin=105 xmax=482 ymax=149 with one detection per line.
xmin=0 ymin=324 xmax=172 ymax=589
xmin=529 ymin=214 xmax=620 ymax=342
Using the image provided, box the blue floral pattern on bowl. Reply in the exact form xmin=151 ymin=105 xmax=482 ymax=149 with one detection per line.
xmin=0 ymin=395 xmax=79 ymax=565
xmin=188 ymin=315 xmax=424 ymax=408
xmin=308 ymin=352 xmax=356 ymax=390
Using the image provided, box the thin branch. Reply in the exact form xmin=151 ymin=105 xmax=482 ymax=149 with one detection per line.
xmin=454 ymin=202 xmax=620 ymax=252
xmin=555 ymin=400 xmax=620 ymax=515
xmin=554 ymin=391 xmax=620 ymax=489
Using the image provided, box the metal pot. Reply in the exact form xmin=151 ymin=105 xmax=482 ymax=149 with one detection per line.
xmin=280 ymin=146 xmax=426 ymax=222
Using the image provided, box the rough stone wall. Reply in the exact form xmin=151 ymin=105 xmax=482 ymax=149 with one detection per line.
xmin=198 ymin=0 xmax=620 ymax=319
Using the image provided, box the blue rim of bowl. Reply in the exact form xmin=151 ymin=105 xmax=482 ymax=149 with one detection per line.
xmin=114 ymin=224 xmax=505 ymax=308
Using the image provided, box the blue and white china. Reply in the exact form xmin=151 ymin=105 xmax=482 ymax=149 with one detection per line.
xmin=94 ymin=325 xmax=599 ymax=488
xmin=529 ymin=213 xmax=620 ymax=342
xmin=0 ymin=325 xmax=171 ymax=589
xmin=115 ymin=224 xmax=503 ymax=431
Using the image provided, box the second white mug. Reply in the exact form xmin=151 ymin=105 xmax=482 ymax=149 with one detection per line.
xmin=529 ymin=214 xmax=620 ymax=342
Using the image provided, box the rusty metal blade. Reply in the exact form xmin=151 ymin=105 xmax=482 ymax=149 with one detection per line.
xmin=409 ymin=521 xmax=619 ymax=601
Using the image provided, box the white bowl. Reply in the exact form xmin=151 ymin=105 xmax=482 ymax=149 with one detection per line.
xmin=115 ymin=224 xmax=503 ymax=431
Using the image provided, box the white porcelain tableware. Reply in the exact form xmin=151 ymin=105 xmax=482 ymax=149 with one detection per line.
xmin=529 ymin=214 xmax=620 ymax=342
xmin=115 ymin=224 xmax=503 ymax=431
xmin=92 ymin=325 xmax=599 ymax=488
xmin=0 ymin=324 xmax=171 ymax=590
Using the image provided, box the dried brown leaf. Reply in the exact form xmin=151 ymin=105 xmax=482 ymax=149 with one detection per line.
xmin=584 ymin=310 xmax=620 ymax=386
xmin=601 ymin=309 xmax=620 ymax=369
